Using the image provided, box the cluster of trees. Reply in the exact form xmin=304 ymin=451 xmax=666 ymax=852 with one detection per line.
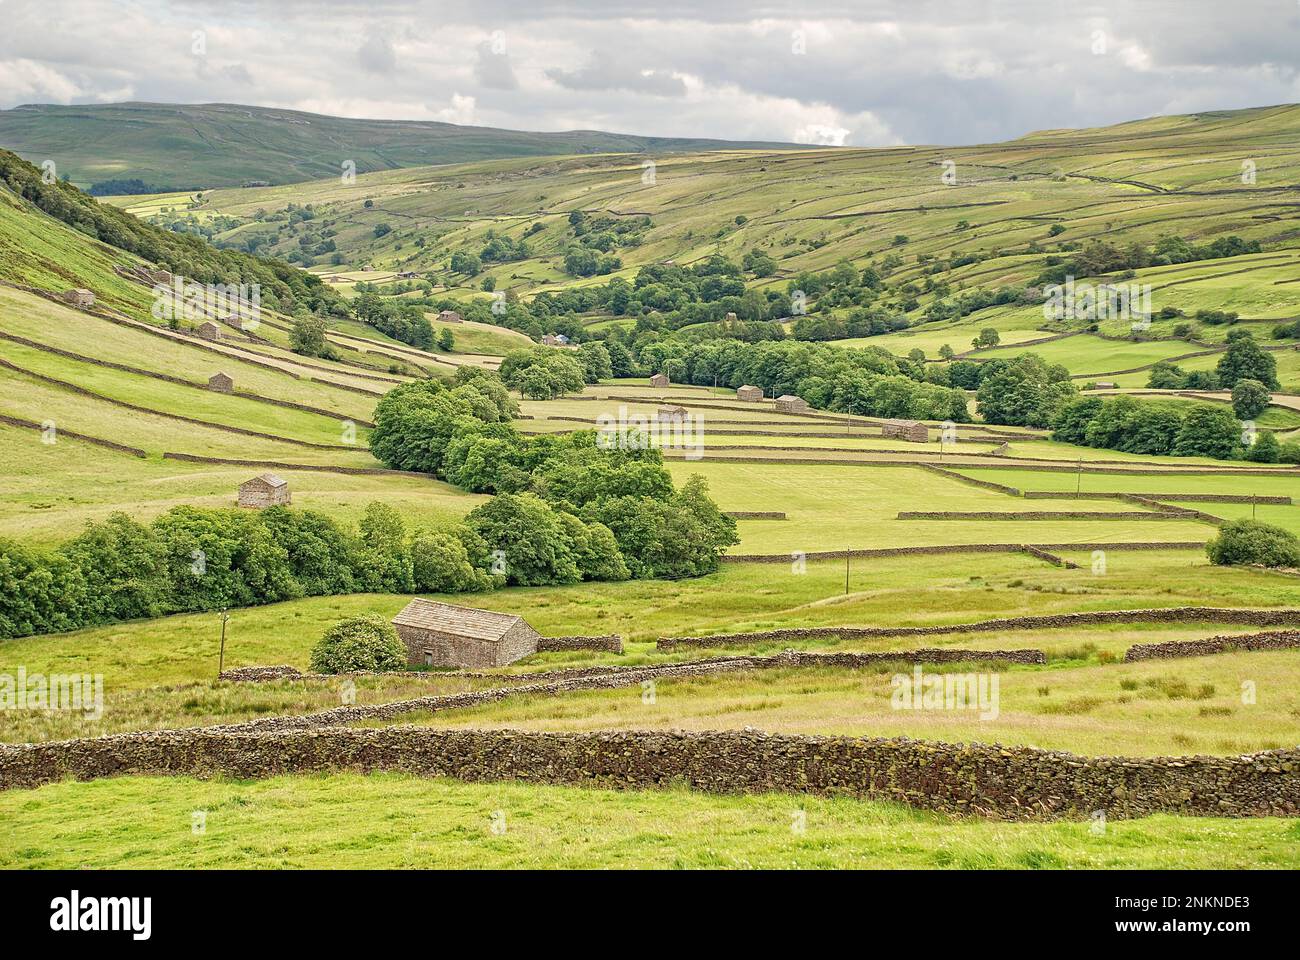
xmin=498 ymin=343 xmax=613 ymax=399
xmin=630 ymin=337 xmax=971 ymax=421
xmin=352 ymin=292 xmax=435 ymax=350
xmin=367 ymin=373 xmax=738 ymax=582
xmin=1036 ymin=235 xmax=1263 ymax=286
xmin=0 ymin=150 xmax=343 ymax=320
xmin=1051 ymin=394 xmax=1298 ymax=462
xmin=0 ymin=503 xmax=497 ymax=641
xmin=974 ymin=354 xmax=1076 ymax=427
xmin=1147 ymin=331 xmax=1279 ymax=393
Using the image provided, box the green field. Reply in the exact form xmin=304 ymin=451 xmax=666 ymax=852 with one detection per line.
xmin=7 ymin=774 xmax=1296 ymax=869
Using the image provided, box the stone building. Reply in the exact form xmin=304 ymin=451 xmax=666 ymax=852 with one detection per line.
xmin=63 ymin=288 xmax=95 ymax=309
xmin=197 ymin=321 xmax=222 ymax=341
xmin=882 ymin=419 xmax=929 ymax=443
xmin=657 ymin=405 xmax=688 ymax=423
xmin=438 ymin=310 xmax=463 ymax=324
xmin=541 ymin=333 xmax=571 ymax=347
xmin=1093 ymin=381 xmax=1118 ymax=390
xmin=649 ymin=372 xmax=669 ymax=388
xmin=736 ymin=384 xmax=763 ymax=401
xmin=208 ymin=372 xmax=234 ymax=393
xmin=391 ymin=599 xmax=541 ymax=668
xmin=774 ymin=394 xmax=809 ymax=414
xmin=237 ymin=473 xmax=290 ymax=508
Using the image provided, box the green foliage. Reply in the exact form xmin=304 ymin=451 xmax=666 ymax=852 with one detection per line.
xmin=976 ymin=354 xmax=1076 ymax=428
xmin=1206 ymin=519 xmax=1300 ymax=569
xmin=1230 ymin=378 xmax=1271 ymax=420
xmin=1216 ymin=334 xmax=1279 ymax=390
xmin=290 ymin=315 xmax=331 ymax=358
xmin=309 ymin=615 xmax=406 ymax=673
xmin=499 ymin=348 xmax=588 ymax=398
xmin=1244 ymin=430 xmax=1280 ymax=463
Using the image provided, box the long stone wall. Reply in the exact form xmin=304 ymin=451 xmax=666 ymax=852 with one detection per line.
xmin=1124 ymin=630 xmax=1300 ymax=661
xmin=1023 ymin=492 xmax=1293 ymax=504
xmin=0 ymin=413 xmax=147 ymax=458
xmin=657 ymin=606 xmax=1300 ymax=649
xmin=2 ymin=727 xmax=1295 ymax=820
xmin=722 ymin=541 xmax=1204 ymax=563
xmin=896 ymin=510 xmax=1203 ymax=521
xmin=724 ymin=511 xmax=788 ymax=519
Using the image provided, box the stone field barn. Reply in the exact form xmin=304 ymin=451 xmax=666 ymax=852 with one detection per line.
xmin=237 ymin=473 xmax=290 ymax=508
xmin=882 ymin=419 xmax=929 ymax=442
xmin=392 ymin=599 xmax=541 ymax=668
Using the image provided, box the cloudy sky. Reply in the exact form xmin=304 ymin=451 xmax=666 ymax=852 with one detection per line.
xmin=1 ymin=0 xmax=1298 ymax=146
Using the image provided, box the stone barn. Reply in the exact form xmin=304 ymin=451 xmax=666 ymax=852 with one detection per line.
xmin=774 ymin=394 xmax=809 ymax=414
xmin=736 ymin=384 xmax=763 ymax=401
xmin=392 ymin=599 xmax=541 ymax=668
xmin=438 ymin=310 xmax=463 ymax=324
xmin=1093 ymin=381 xmax=1118 ymax=390
xmin=237 ymin=473 xmax=290 ymax=508
xmin=208 ymin=372 xmax=234 ymax=393
xmin=63 ymin=288 xmax=95 ymax=309
xmin=649 ymin=372 xmax=670 ymax=388
xmin=882 ymin=419 xmax=928 ymax=443
xmin=657 ymin=405 xmax=688 ymax=423
xmin=197 ymin=321 xmax=222 ymax=341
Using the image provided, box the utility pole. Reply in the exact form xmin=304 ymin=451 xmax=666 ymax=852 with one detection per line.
xmin=1076 ymin=456 xmax=1083 ymax=497
xmin=1253 ymin=495 xmax=1258 ymax=520
xmin=218 ymin=609 xmax=229 ymax=678
xmin=844 ymin=550 xmax=850 ymax=595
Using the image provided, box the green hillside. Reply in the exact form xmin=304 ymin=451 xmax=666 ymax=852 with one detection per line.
xmin=0 ymin=102 xmax=803 ymax=191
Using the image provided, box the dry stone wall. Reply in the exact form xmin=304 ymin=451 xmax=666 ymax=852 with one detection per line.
xmin=2 ymin=727 xmax=1296 ymax=820
xmin=1125 ymin=630 xmax=1300 ymax=661
xmin=658 ymin=607 xmax=1300 ymax=649
xmin=535 ymin=635 xmax=625 ymax=653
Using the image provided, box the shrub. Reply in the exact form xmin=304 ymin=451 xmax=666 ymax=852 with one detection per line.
xmin=1206 ymin=519 xmax=1300 ymax=569
xmin=310 ymin=615 xmax=407 ymax=673
xmin=1231 ymin=378 xmax=1271 ymax=420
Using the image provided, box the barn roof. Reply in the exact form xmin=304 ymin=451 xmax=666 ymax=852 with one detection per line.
xmin=392 ymin=599 xmax=525 ymax=642
xmin=776 ymin=394 xmax=803 ymax=403
xmin=885 ymin=418 xmax=921 ymax=427
xmin=241 ymin=472 xmax=287 ymax=489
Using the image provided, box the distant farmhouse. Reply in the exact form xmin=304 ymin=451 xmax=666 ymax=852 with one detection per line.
xmin=197 ymin=321 xmax=222 ymax=341
xmin=392 ymin=599 xmax=540 ymax=668
xmin=657 ymin=405 xmax=689 ymax=423
xmin=237 ymin=473 xmax=290 ymax=509
xmin=438 ymin=310 xmax=463 ymax=324
xmin=63 ymin=288 xmax=95 ymax=309
xmin=649 ymin=372 xmax=669 ymax=388
xmin=541 ymin=333 xmax=571 ymax=347
xmin=736 ymin=384 xmax=763 ymax=401
xmin=207 ymin=372 xmax=234 ymax=394
xmin=882 ymin=419 xmax=928 ymax=443
xmin=774 ymin=394 xmax=808 ymax=414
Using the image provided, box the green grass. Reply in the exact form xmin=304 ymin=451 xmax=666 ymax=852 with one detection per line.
xmin=388 ymin=652 xmax=1300 ymax=757
xmin=6 ymin=773 xmax=1297 ymax=869
xmin=0 ymin=424 xmax=481 ymax=546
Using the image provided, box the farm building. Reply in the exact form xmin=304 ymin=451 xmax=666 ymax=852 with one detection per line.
xmin=197 ymin=321 xmax=222 ymax=341
xmin=649 ymin=373 xmax=670 ymax=387
xmin=882 ymin=419 xmax=928 ymax=443
xmin=774 ymin=394 xmax=809 ymax=414
xmin=736 ymin=385 xmax=763 ymax=401
xmin=208 ymin=372 xmax=234 ymax=393
xmin=149 ymin=269 xmax=173 ymax=284
xmin=1093 ymin=381 xmax=1118 ymax=390
xmin=541 ymin=333 xmax=571 ymax=347
xmin=438 ymin=310 xmax=463 ymax=324
xmin=391 ymin=599 xmax=541 ymax=668
xmin=657 ymin=405 xmax=689 ymax=423
xmin=237 ymin=473 xmax=291 ymax=509
xmin=63 ymin=288 xmax=95 ymax=309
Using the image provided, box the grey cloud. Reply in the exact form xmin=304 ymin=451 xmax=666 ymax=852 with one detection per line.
xmin=474 ymin=41 xmax=519 ymax=90
xmin=547 ymin=51 xmax=686 ymax=97
xmin=357 ymin=34 xmax=397 ymax=75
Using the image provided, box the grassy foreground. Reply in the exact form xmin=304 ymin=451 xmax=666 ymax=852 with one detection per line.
xmin=3 ymin=773 xmax=1297 ymax=869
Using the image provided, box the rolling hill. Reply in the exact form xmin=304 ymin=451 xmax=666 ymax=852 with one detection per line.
xmin=0 ymin=102 xmax=804 ymax=191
